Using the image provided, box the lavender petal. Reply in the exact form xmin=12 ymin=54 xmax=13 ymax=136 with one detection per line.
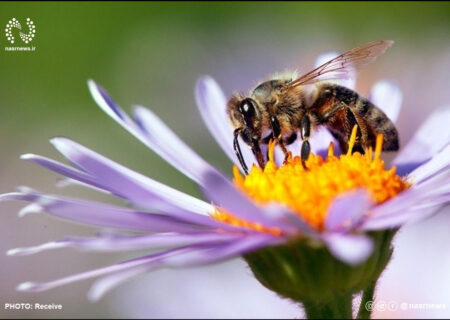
xmin=55 ymin=178 xmax=111 ymax=194
xmin=49 ymin=137 xmax=215 ymax=219
xmin=7 ymin=232 xmax=243 ymax=256
xmin=201 ymin=170 xmax=310 ymax=235
xmin=21 ymin=154 xmax=103 ymax=190
xmin=88 ymin=80 xmax=225 ymax=185
xmin=361 ymin=204 xmax=447 ymax=231
xmin=195 ymin=76 xmax=255 ymax=173
xmin=0 ymin=191 xmax=217 ymax=232
xmin=375 ymin=170 xmax=450 ymax=217
xmin=163 ymin=234 xmax=283 ymax=267
xmin=407 ymin=144 xmax=450 ymax=184
xmin=17 ymin=234 xmax=280 ymax=298
xmin=7 ymin=241 xmax=71 ymax=256
xmin=324 ymin=189 xmax=371 ymax=232
xmin=309 ymin=126 xmax=341 ymax=157
xmin=133 ymin=105 xmax=228 ymax=187
xmin=369 ymin=80 xmax=402 ymax=123
xmin=360 ymin=172 xmax=450 ymax=230
xmin=394 ymin=106 xmax=450 ymax=176
xmin=88 ymin=233 xmax=281 ymax=301
xmin=16 ymin=247 xmax=190 ymax=293
xmin=21 ymin=152 xmax=212 ymax=221
xmin=87 ymin=265 xmax=150 ymax=302
xmin=322 ymin=233 xmax=374 ymax=266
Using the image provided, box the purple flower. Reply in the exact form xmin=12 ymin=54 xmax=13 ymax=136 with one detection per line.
xmin=1 ymin=52 xmax=449 ymax=305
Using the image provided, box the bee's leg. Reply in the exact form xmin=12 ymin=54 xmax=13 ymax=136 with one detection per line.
xmin=251 ymin=139 xmax=266 ymax=169
xmin=233 ymin=129 xmax=249 ymax=175
xmin=270 ymin=116 xmax=282 ymax=140
xmin=260 ymin=132 xmax=273 ymax=161
xmin=270 ymin=116 xmax=290 ymax=163
xmin=261 ymin=132 xmax=296 ymax=163
xmin=300 ymin=115 xmax=311 ymax=170
xmin=312 ymin=83 xmax=367 ymax=154
xmin=278 ymin=133 xmax=298 ymax=164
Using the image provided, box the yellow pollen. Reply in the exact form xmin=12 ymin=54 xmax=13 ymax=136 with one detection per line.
xmin=212 ymin=126 xmax=410 ymax=233
xmin=347 ymin=125 xmax=359 ymax=156
xmin=328 ymin=141 xmax=335 ymax=157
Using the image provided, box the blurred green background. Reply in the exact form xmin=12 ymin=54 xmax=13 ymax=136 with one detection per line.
xmin=1 ymin=1 xmax=449 ymax=318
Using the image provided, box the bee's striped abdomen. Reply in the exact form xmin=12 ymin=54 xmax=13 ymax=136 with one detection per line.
xmin=353 ymin=94 xmax=399 ymax=151
xmin=312 ymin=83 xmax=399 ymax=152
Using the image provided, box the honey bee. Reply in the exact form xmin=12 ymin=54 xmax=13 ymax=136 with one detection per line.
xmin=227 ymin=40 xmax=399 ymax=174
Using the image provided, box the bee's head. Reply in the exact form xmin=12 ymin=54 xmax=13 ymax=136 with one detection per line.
xmin=227 ymin=95 xmax=262 ymax=145
xmin=226 ymin=95 xmax=263 ymax=174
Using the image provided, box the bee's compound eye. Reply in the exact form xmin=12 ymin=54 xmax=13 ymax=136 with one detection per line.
xmin=239 ymin=98 xmax=255 ymax=115
xmin=239 ymin=98 xmax=256 ymax=125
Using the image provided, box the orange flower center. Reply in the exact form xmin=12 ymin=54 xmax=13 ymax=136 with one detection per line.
xmin=212 ymin=127 xmax=410 ymax=234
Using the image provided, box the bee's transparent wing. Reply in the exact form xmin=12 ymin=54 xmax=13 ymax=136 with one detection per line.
xmin=287 ymin=40 xmax=394 ymax=88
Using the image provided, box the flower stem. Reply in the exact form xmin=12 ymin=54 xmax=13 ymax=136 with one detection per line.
xmin=357 ymin=280 xmax=376 ymax=319
xmin=303 ymin=294 xmax=353 ymax=319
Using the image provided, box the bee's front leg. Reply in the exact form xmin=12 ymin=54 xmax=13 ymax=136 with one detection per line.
xmin=251 ymin=139 xmax=265 ymax=170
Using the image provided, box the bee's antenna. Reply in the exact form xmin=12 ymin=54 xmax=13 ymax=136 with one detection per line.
xmin=233 ymin=129 xmax=249 ymax=175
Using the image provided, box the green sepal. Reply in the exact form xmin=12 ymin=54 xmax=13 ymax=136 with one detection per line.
xmin=244 ymin=229 xmax=396 ymax=318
